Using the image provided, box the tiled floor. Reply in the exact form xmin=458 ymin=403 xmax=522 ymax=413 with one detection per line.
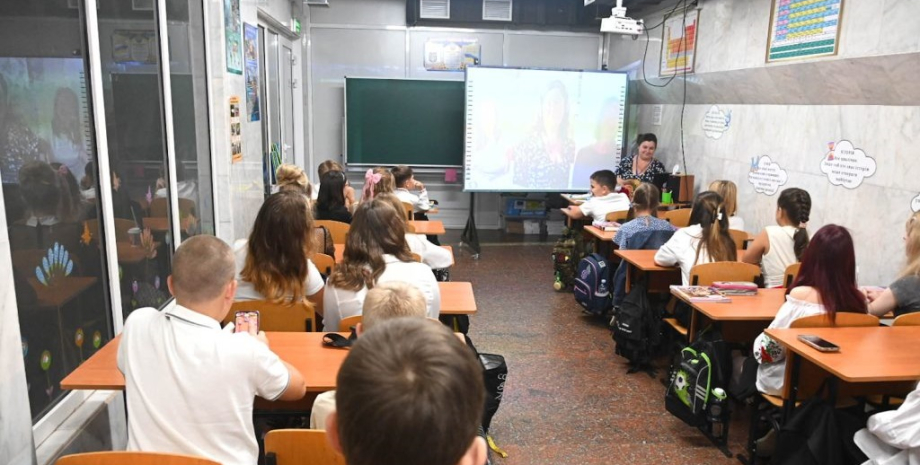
xmin=446 ymin=231 xmax=748 ymax=464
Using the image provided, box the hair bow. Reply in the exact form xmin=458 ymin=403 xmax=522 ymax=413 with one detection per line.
xmin=716 ymin=207 xmax=723 ymax=222
xmin=364 ymin=169 xmax=382 ymax=199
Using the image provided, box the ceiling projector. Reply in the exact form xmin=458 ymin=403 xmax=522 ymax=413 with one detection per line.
xmin=601 ymin=0 xmax=644 ymax=35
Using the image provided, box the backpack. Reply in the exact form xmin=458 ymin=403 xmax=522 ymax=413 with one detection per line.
xmin=612 ymin=281 xmax=661 ymax=371
xmin=573 ymin=253 xmax=612 ymax=315
xmin=665 ymin=333 xmax=731 ymax=429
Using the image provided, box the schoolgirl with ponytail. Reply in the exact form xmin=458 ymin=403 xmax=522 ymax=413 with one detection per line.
xmin=654 ymin=191 xmax=737 ymax=285
xmin=742 ymin=187 xmax=812 ymax=287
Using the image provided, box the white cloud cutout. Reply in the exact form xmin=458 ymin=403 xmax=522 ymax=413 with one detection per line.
xmin=820 ymin=140 xmax=877 ymax=189
xmin=702 ymin=105 xmax=731 ymax=140
xmin=748 ymin=155 xmax=788 ymax=196
xmin=912 ymin=194 xmax=920 ymax=213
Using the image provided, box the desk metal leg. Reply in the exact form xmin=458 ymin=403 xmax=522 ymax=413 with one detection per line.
xmin=783 ymin=353 xmax=802 ymax=423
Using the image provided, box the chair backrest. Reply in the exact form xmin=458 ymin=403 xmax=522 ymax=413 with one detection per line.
xmin=84 ymin=218 xmax=137 ymax=243
xmin=727 ymin=229 xmax=749 ymax=250
xmin=339 ymin=314 xmax=362 ymax=332
xmin=56 ymin=451 xmax=220 ymax=465
xmin=790 ymin=312 xmax=878 ymax=328
xmin=689 ymin=261 xmax=762 ymax=286
xmin=783 ymin=263 xmax=801 ymax=288
xmin=227 ymin=299 xmax=316 ymax=332
xmin=605 ymin=210 xmax=630 ymax=222
xmin=893 ymin=312 xmax=920 ymax=326
xmin=150 ymin=197 xmax=196 ymax=218
xmin=661 ymin=208 xmax=692 ymax=228
xmin=401 ymin=202 xmax=414 ymax=221
xmin=406 ymin=222 xmax=416 ymax=233
xmin=264 ymin=429 xmax=347 ymax=465
xmin=312 ymin=253 xmax=335 ymax=276
xmin=410 ymin=252 xmax=422 ymax=262
xmin=314 ymin=220 xmax=350 ymax=245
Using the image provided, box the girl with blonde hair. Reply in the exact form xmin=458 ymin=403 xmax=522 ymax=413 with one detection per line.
xmin=708 ymin=180 xmax=743 ymax=231
xmin=377 ymin=194 xmax=452 ymax=269
xmin=360 ymin=167 xmax=394 ymax=202
xmin=867 ymin=211 xmax=920 ymax=317
xmin=276 ymin=164 xmax=311 ymax=197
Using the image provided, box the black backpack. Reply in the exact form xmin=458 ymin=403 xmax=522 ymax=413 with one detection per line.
xmin=573 ymin=253 xmax=612 ymax=315
xmin=612 ymin=281 xmax=661 ymax=372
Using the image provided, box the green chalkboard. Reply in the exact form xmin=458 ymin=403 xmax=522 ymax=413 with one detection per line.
xmin=345 ymin=78 xmax=464 ymax=167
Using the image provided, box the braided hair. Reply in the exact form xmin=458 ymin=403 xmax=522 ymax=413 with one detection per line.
xmin=777 ymin=188 xmax=811 ymax=260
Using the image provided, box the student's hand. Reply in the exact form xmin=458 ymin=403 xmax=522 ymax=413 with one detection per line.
xmin=254 ymin=331 xmax=269 ymax=346
xmin=864 ymin=288 xmax=883 ymax=303
xmin=414 ymin=180 xmax=425 ymax=190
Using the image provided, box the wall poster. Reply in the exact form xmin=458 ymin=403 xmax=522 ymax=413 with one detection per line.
xmin=224 ymin=0 xmax=242 ymax=74
xmin=243 ymin=23 xmax=260 ymax=122
xmin=111 ymin=31 xmax=158 ymax=64
xmin=423 ymin=39 xmax=481 ymax=71
xmin=702 ymin=105 xmax=732 ymax=139
xmin=660 ymin=8 xmax=699 ymax=76
xmin=748 ymin=155 xmax=788 ymax=196
xmin=820 ymin=140 xmax=876 ymax=189
xmin=767 ymin=0 xmax=843 ymax=62
xmin=230 ymin=96 xmax=242 ymax=163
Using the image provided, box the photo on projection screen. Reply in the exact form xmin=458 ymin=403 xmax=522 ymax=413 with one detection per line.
xmin=463 ymin=67 xmax=628 ymax=192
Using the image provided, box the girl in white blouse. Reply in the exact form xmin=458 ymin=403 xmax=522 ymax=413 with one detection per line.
xmin=743 ymin=187 xmax=812 ymax=288
xmin=322 ymin=198 xmax=441 ymax=331
xmin=377 ymin=194 xmax=453 ymax=269
xmin=752 ymin=225 xmax=868 ymax=396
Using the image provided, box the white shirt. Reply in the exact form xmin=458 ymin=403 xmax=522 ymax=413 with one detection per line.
xmin=156 ymin=180 xmax=199 ymax=209
xmin=310 ymin=390 xmax=336 ymax=430
xmin=762 ymin=225 xmax=798 ymax=288
xmin=752 ymin=295 xmax=825 ymax=396
xmin=117 ymin=305 xmax=289 ymax=465
xmin=406 ymin=233 xmax=452 ymax=269
xmin=728 ymin=215 xmax=745 ymax=232
xmin=578 ymin=192 xmax=631 ymax=222
xmin=311 ymin=182 xmax=320 ymax=200
xmin=233 ymin=240 xmax=324 ymax=300
xmin=863 ymin=384 xmax=920 ymax=463
xmin=654 ymin=224 xmax=719 ymax=285
xmin=322 ymin=254 xmax=441 ymax=331
xmin=395 ymin=187 xmax=430 ymax=212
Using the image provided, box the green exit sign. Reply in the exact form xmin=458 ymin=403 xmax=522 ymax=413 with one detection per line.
xmin=291 ymin=19 xmax=301 ymax=34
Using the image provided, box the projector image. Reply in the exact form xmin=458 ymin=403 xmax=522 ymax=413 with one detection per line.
xmin=601 ymin=15 xmax=644 ymax=35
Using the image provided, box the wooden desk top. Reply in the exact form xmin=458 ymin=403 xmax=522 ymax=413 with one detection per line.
xmin=143 ymin=217 xmax=191 ymax=232
xmin=334 ymin=244 xmax=454 ymax=266
xmin=438 ymin=281 xmax=477 ymax=315
xmin=116 ymin=242 xmax=158 ymax=264
xmin=679 ymin=288 xmax=786 ymax=322
xmin=408 ymin=220 xmax=446 ymax=235
xmin=584 ymin=225 xmax=617 ymax=242
xmin=29 ymin=277 xmax=98 ymax=309
xmin=60 ymin=332 xmax=350 ymax=392
xmin=614 ymin=249 xmax=675 ymax=272
xmin=560 ymin=194 xmax=586 ymax=206
xmin=765 ymin=326 xmax=920 ymax=383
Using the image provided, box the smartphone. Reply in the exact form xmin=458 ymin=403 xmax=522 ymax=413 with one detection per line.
xmin=798 ymin=335 xmax=839 ymax=352
xmin=234 ymin=311 xmax=260 ymax=334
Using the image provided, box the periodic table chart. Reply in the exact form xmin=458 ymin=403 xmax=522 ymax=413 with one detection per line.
xmin=767 ymin=0 xmax=843 ymax=62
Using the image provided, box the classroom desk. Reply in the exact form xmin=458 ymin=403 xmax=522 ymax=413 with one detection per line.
xmin=116 ymin=242 xmax=159 ymax=264
xmin=560 ymin=206 xmax=592 ymax=228
xmin=766 ymin=326 xmax=920 ymax=420
xmin=438 ymin=281 xmax=477 ymax=315
xmin=333 ymin=244 xmax=454 ymax=266
xmin=30 ymin=277 xmax=98 ymax=309
xmin=560 ymin=194 xmax=587 ymax=206
xmin=61 ymin=332 xmax=349 ymax=394
xmin=408 ymin=220 xmax=446 ymax=235
xmin=583 ymin=225 xmax=617 ymax=242
xmin=672 ymin=288 xmax=786 ymax=343
xmin=142 ymin=216 xmax=191 ymax=233
xmin=614 ymin=249 xmax=681 ymax=293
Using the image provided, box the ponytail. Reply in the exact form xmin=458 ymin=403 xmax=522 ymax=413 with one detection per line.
xmin=627 ymin=183 xmax=660 ymax=221
xmin=691 ymin=192 xmax=737 ymax=265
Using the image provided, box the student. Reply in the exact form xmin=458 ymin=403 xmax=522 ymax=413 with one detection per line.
xmin=313 ymin=159 xmax=357 ymax=206
xmin=867 ymin=211 xmax=920 ymax=317
xmin=654 ymin=191 xmax=737 ymax=285
xmin=155 ymin=161 xmax=198 ymax=208
xmin=325 ymin=317 xmax=487 ymax=465
xmin=322 ymin=198 xmax=440 ymax=331
xmin=854 ymin=383 xmax=920 ymax=465
xmin=315 ymin=170 xmax=353 ymax=224
xmin=708 ymin=180 xmax=744 ymax=231
xmin=235 ymin=192 xmax=324 ymax=312
xmin=378 ymin=194 xmax=452 ymax=269
xmin=392 ymin=165 xmax=430 ymax=217
xmin=562 ymin=169 xmax=630 ymax=222
xmin=310 ymin=281 xmax=428 ymax=430
xmin=752 ymin=225 xmax=867 ymax=396
xmin=613 ymin=183 xmax=676 ymax=248
xmin=118 ymin=236 xmax=306 ymax=465
xmin=276 ymin=163 xmax=311 ymax=198
xmin=742 ymin=187 xmax=811 ymax=288
xmin=360 ymin=166 xmax=395 ymax=202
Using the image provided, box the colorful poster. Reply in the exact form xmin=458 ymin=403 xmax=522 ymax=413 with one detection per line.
xmin=748 ymin=155 xmax=788 ymax=196
xmin=224 ymin=0 xmax=242 ymax=74
xmin=111 ymin=31 xmax=158 ymax=64
xmin=820 ymin=140 xmax=876 ymax=189
xmin=230 ymin=96 xmax=242 ymax=163
xmin=243 ymin=23 xmax=260 ymax=122
xmin=424 ymin=39 xmax=481 ymax=71
xmin=767 ymin=0 xmax=843 ymax=62
xmin=660 ymin=9 xmax=698 ymax=76
xmin=702 ymin=105 xmax=732 ymax=140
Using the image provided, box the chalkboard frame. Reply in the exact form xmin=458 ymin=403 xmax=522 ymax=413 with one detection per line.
xmin=344 ymin=76 xmax=465 ymax=168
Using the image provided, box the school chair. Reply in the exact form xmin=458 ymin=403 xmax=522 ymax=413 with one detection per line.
xmin=605 ymin=210 xmax=630 ymax=223
xmin=743 ymin=312 xmax=880 ymax=463
xmin=406 ymin=222 xmax=416 ymax=233
xmin=893 ymin=312 xmax=920 ymax=326
xmin=339 ymin=314 xmax=362 ymax=332
xmin=312 ymin=253 xmax=335 ymax=276
xmin=728 ymin=229 xmax=749 ymax=250
xmin=56 ymin=451 xmax=219 ymax=465
xmin=314 ymin=220 xmax=350 ymax=244
xmin=226 ymin=299 xmax=317 ymax=332
xmin=149 ymin=197 xmax=196 ymax=218
xmin=660 ymin=208 xmax=691 ymax=228
xmin=264 ymin=429 xmax=347 ymax=465
xmin=411 ymin=252 xmax=422 ymax=262
xmin=83 ymin=218 xmax=136 ymax=243
xmin=783 ymin=263 xmax=801 ymax=288
xmin=401 ymin=201 xmax=415 ymax=220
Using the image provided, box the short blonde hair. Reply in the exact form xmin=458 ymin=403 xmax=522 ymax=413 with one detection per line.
xmin=276 ymin=164 xmax=310 ymax=197
xmin=172 ymin=235 xmax=235 ymax=304
xmin=708 ymin=180 xmax=738 ymax=218
xmin=362 ymin=281 xmax=426 ymax=330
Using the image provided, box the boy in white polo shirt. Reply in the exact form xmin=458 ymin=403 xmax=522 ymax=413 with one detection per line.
xmin=563 ymin=169 xmax=631 ymax=222
xmin=117 ymin=236 xmax=306 ymax=465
